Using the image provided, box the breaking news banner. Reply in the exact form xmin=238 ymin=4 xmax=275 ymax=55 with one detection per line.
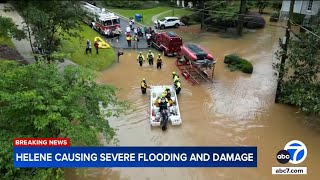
xmin=13 ymin=138 xmax=257 ymax=168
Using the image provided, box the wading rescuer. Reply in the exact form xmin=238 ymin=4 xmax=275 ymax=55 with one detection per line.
xmin=141 ymin=78 xmax=148 ymax=94
xmin=164 ymin=86 xmax=171 ymax=99
xmin=172 ymin=72 xmax=179 ymax=81
xmin=174 ymin=81 xmax=181 ymax=94
xmin=137 ymin=52 xmax=145 ymax=66
xmin=158 ymin=94 xmax=169 ymax=130
xmin=157 ymin=54 xmax=162 ymax=69
xmin=147 ymin=50 xmax=154 ymax=65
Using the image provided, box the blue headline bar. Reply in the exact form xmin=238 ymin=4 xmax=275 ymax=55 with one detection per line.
xmin=14 ymin=146 xmax=257 ymax=168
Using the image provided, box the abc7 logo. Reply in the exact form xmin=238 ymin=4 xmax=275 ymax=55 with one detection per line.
xmin=276 ymin=140 xmax=307 ymax=164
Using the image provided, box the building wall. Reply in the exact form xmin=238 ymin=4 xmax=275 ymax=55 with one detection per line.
xmin=281 ymin=0 xmax=320 ymax=15
xmin=301 ymin=0 xmax=320 ymax=15
xmin=281 ymin=0 xmax=303 ymax=13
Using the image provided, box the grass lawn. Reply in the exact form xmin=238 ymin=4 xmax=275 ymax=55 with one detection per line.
xmin=60 ymin=25 xmax=116 ymax=71
xmin=157 ymin=8 xmax=193 ymax=20
xmin=0 ymin=35 xmax=15 ymax=48
xmin=109 ymin=7 xmax=175 ymax=26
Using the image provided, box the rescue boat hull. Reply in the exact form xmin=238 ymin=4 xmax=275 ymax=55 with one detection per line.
xmin=181 ymin=43 xmax=214 ymax=61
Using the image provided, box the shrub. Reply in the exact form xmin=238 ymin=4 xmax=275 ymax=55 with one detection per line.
xmin=244 ymin=13 xmax=266 ymax=29
xmin=292 ymin=13 xmax=305 ymax=25
xmin=104 ymin=0 xmax=143 ymax=9
xmin=189 ymin=12 xmax=201 ymax=22
xmin=270 ymin=12 xmax=279 ymax=22
xmin=180 ymin=15 xmax=191 ymax=25
xmin=224 ymin=54 xmax=253 ymax=74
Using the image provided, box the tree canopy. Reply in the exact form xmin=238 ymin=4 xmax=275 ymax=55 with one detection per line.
xmin=275 ymin=16 xmax=320 ymax=115
xmin=0 ymin=60 xmax=127 ymax=179
xmin=11 ymin=0 xmax=84 ymax=59
xmin=0 ymin=16 xmax=26 ymax=40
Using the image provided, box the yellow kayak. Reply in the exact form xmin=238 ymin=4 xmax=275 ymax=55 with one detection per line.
xmin=94 ymin=36 xmax=110 ymax=49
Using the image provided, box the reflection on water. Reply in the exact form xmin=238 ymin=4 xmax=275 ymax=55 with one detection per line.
xmin=65 ymin=21 xmax=320 ymax=180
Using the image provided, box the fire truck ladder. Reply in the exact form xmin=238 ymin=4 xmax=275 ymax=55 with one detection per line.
xmin=176 ymin=57 xmax=215 ymax=86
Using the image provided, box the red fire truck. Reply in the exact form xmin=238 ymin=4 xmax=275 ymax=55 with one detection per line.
xmin=81 ymin=2 xmax=122 ymax=37
xmin=151 ymin=32 xmax=182 ymax=56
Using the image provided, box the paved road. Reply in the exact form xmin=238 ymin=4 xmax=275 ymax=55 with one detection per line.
xmin=0 ymin=3 xmax=34 ymax=63
xmin=104 ymin=9 xmax=154 ymax=50
xmin=0 ymin=3 xmax=76 ymax=69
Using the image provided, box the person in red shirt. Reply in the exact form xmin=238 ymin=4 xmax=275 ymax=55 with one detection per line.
xmin=94 ymin=41 xmax=99 ymax=54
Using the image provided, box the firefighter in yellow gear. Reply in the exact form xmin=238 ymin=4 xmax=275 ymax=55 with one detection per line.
xmin=156 ymin=54 xmax=162 ymax=69
xmin=163 ymin=86 xmax=171 ymax=100
xmin=173 ymin=75 xmax=180 ymax=83
xmin=172 ymin=71 xmax=180 ymax=81
xmin=155 ymin=96 xmax=160 ymax=107
xmin=141 ymin=78 xmax=147 ymax=94
xmin=147 ymin=50 xmax=154 ymax=65
xmin=174 ymin=81 xmax=181 ymax=94
xmin=137 ymin=52 xmax=145 ymax=66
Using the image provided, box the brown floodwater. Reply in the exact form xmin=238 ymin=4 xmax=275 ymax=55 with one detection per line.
xmin=65 ymin=22 xmax=320 ymax=180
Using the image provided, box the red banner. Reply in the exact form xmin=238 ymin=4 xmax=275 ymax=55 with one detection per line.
xmin=13 ymin=138 xmax=70 ymax=147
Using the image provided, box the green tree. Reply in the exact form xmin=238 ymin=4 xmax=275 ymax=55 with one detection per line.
xmin=255 ymin=0 xmax=269 ymax=13
xmin=0 ymin=60 xmax=128 ymax=179
xmin=0 ymin=16 xmax=26 ymax=40
xmin=12 ymin=0 xmax=84 ymax=60
xmin=274 ymin=17 xmax=320 ymax=115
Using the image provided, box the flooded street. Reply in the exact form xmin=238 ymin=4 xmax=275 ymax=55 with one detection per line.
xmin=66 ymin=23 xmax=320 ymax=180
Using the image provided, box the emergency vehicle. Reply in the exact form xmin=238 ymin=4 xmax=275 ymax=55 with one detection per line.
xmin=81 ymin=2 xmax=122 ymax=37
xmin=151 ymin=32 xmax=182 ymax=56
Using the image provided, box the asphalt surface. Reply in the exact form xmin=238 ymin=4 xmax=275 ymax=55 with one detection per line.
xmin=104 ymin=18 xmax=151 ymax=49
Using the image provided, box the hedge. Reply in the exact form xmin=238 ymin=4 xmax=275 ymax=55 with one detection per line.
xmin=224 ymin=54 xmax=253 ymax=74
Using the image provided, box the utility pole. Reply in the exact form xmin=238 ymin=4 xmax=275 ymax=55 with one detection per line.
xmin=275 ymin=0 xmax=295 ymax=103
xmin=200 ymin=0 xmax=205 ymax=31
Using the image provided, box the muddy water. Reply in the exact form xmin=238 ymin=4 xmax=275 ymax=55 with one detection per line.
xmin=66 ymin=23 xmax=320 ymax=180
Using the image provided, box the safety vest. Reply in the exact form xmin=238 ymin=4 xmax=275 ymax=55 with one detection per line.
xmin=138 ymin=55 xmax=143 ymax=61
xmin=141 ymin=81 xmax=146 ymax=88
xmin=126 ymin=36 xmax=131 ymax=40
xmin=175 ymin=82 xmax=181 ymax=88
xmin=141 ymin=81 xmax=147 ymax=88
xmin=157 ymin=58 xmax=162 ymax=63
xmin=174 ymin=76 xmax=180 ymax=82
xmin=148 ymin=53 xmax=153 ymax=59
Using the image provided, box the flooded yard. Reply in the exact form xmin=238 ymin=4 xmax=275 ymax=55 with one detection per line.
xmin=66 ymin=22 xmax=320 ymax=180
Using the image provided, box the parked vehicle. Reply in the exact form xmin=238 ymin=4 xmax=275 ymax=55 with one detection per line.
xmin=81 ymin=2 xmax=122 ymax=37
xmin=151 ymin=32 xmax=182 ymax=56
xmin=154 ymin=17 xmax=181 ymax=29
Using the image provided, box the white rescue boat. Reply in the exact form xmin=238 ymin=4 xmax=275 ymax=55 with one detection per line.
xmin=150 ymin=85 xmax=182 ymax=126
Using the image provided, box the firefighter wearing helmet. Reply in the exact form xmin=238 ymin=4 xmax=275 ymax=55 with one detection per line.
xmin=141 ymin=78 xmax=147 ymax=94
xmin=158 ymin=93 xmax=168 ymax=112
xmin=147 ymin=50 xmax=154 ymax=65
xmin=157 ymin=54 xmax=162 ymax=69
xmin=172 ymin=72 xmax=180 ymax=81
xmin=137 ymin=52 xmax=145 ymax=66
xmin=172 ymin=72 xmax=181 ymax=95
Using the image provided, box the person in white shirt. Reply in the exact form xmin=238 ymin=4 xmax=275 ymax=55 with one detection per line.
xmin=134 ymin=27 xmax=138 ymax=35
xmin=146 ymin=33 xmax=152 ymax=46
xmin=126 ymin=25 xmax=131 ymax=34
